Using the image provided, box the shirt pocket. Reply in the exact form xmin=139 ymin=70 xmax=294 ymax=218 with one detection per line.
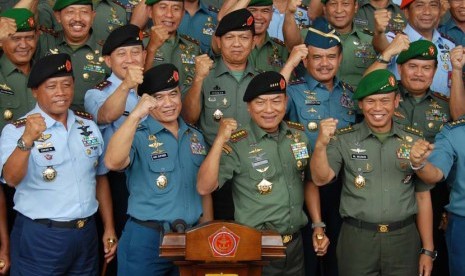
xmin=0 ymin=91 xmax=20 ymax=109
xmin=148 ymin=157 xmax=176 ymax=194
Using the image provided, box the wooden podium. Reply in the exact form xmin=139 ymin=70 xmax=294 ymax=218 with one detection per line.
xmin=160 ymin=221 xmax=286 ymax=276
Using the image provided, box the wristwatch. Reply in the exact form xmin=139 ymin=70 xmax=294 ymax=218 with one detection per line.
xmin=376 ymin=54 xmax=390 ymax=64
xmin=311 ymin=222 xmax=326 ymax=229
xmin=420 ymin=248 xmax=437 ymax=261
xmin=17 ymin=137 xmax=33 ymax=151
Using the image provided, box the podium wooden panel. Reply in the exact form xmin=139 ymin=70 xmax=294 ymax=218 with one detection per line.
xmin=160 ymin=221 xmax=286 ymax=276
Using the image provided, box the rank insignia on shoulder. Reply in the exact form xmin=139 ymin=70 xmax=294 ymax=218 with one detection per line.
xmin=208 ymin=5 xmax=220 ymax=13
xmin=286 ymin=121 xmax=304 ymax=131
xmin=288 ymin=77 xmax=306 ymax=85
xmin=230 ymin=130 xmax=248 ymax=143
xmin=394 ymin=111 xmax=406 ymax=119
xmin=298 ymin=3 xmax=308 ymax=9
xmin=341 ymin=82 xmax=354 ymax=92
xmin=39 ymin=25 xmax=58 ymax=37
xmin=362 ymin=28 xmax=374 ymax=36
xmin=404 ymin=126 xmax=423 ymax=137
xmin=336 ymin=125 xmax=355 ymax=135
xmin=11 ymin=118 xmax=27 ymax=128
xmin=439 ymin=32 xmax=456 ymax=44
xmin=112 ymin=0 xmax=126 ymax=9
xmin=222 ymin=144 xmax=233 ymax=154
xmin=187 ymin=123 xmax=202 ymax=132
xmin=447 ymin=118 xmax=465 ymax=128
xmin=271 ymin=37 xmax=285 ymax=46
xmin=180 ymin=34 xmax=200 ymax=45
xmin=432 ymin=92 xmax=450 ymax=102
xmin=74 ymin=110 xmax=93 ymax=120
xmin=94 ymin=80 xmax=112 ymax=90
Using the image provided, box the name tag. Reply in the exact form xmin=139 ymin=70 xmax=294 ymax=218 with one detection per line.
xmin=151 ymin=153 xmax=168 ymax=160
xmin=351 ymin=154 xmax=368 ymax=160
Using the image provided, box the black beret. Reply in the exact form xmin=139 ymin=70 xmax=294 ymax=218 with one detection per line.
xmin=102 ymin=24 xmax=144 ymax=56
xmin=28 ymin=53 xmax=73 ymax=88
xmin=243 ymin=71 xmax=286 ymax=102
xmin=215 ymin=9 xmax=255 ymax=37
xmin=138 ymin=64 xmax=179 ymax=96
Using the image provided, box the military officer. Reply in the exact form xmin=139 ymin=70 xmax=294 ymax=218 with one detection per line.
xmin=104 ymin=64 xmax=208 ymax=275
xmin=438 ymin=0 xmax=465 ymax=46
xmin=143 ymin=0 xmax=201 ymax=88
xmin=36 ymin=0 xmax=110 ymax=112
xmin=410 ymin=117 xmax=465 ymax=276
xmin=282 ymin=17 xmax=357 ymax=276
xmin=311 ymin=69 xmax=435 ymax=276
xmin=0 ymin=53 xmax=116 ymax=275
xmin=178 ymin=0 xmax=218 ymax=55
xmin=0 ymin=8 xmax=37 ymax=131
xmin=197 ymin=71 xmax=329 ymax=276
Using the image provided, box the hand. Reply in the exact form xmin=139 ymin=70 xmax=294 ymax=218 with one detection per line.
xmin=383 ymin=33 xmax=410 ymax=59
xmin=0 ymin=247 xmax=10 ymax=275
xmin=122 ymin=65 xmax=144 ymax=90
xmin=286 ymin=0 xmax=302 ymax=14
xmin=315 ymin=118 xmax=338 ymax=147
xmin=216 ymin=118 xmax=238 ymax=144
xmin=410 ymin=139 xmax=434 ymax=167
xmin=0 ymin=17 xmax=16 ymax=44
xmin=450 ymin=46 xmax=465 ymax=71
xmin=194 ymin=54 xmax=213 ymax=81
xmin=129 ymin=1 xmax=150 ymax=28
xmin=130 ymin=94 xmax=160 ymax=120
xmin=102 ymin=230 xmax=117 ymax=264
xmin=286 ymin=44 xmax=308 ymax=69
xmin=22 ymin=113 xmax=47 ymax=146
xmin=312 ymin=228 xmax=329 ymax=257
xmin=374 ymin=9 xmax=391 ymax=34
xmin=418 ymin=253 xmax=433 ymax=276
xmin=148 ymin=25 xmax=170 ymax=51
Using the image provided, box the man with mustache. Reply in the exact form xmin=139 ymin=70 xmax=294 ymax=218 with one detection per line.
xmin=36 ymin=0 xmax=110 ymax=112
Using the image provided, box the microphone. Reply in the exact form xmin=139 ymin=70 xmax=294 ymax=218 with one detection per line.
xmin=172 ymin=219 xmax=188 ymax=233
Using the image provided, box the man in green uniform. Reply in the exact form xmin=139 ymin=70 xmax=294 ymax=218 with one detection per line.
xmin=36 ymin=0 xmax=110 ymax=112
xmin=310 ymin=69 xmax=435 ymax=276
xmin=0 ymin=8 xmax=37 ymax=130
xmin=143 ymin=0 xmax=201 ymax=87
xmin=197 ymin=71 xmax=329 ymax=276
xmin=365 ymin=38 xmax=451 ymax=276
xmin=182 ymin=8 xmax=257 ymax=220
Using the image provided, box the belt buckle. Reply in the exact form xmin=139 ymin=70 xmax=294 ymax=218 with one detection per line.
xmin=282 ymin=234 xmax=293 ymax=245
xmin=76 ymin=219 xmax=87 ymax=229
xmin=378 ymin=224 xmax=389 ymax=233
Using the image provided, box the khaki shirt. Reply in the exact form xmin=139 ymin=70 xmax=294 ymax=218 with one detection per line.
xmin=327 ymin=121 xmax=432 ymax=223
xmin=218 ymin=120 xmax=310 ymax=234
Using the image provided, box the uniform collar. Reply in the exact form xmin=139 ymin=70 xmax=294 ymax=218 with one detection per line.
xmin=440 ymin=17 xmax=460 ymax=32
xmin=398 ymin=82 xmax=433 ymax=101
xmin=30 ymin=104 xmax=75 ymax=130
xmin=304 ymin=73 xmax=342 ymax=91
xmin=248 ymin=119 xmax=288 ymax=142
xmin=404 ymin=23 xmax=443 ymax=44
xmin=214 ymin=57 xmax=255 ymax=78
xmin=0 ymin=54 xmax=23 ymax=77
xmin=358 ymin=119 xmax=403 ymax=141
xmin=58 ymin=29 xmax=100 ymax=50
xmin=144 ymin=115 xmax=189 ymax=136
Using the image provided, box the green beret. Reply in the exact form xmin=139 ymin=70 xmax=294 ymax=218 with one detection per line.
xmin=248 ymin=0 xmax=273 ymax=6
xmin=138 ymin=63 xmax=179 ymax=96
xmin=396 ymin=40 xmax=438 ymax=64
xmin=215 ymin=9 xmax=255 ymax=37
xmin=305 ymin=17 xmax=341 ymax=49
xmin=353 ymin=69 xmax=397 ymax=100
xmin=243 ymin=71 xmax=286 ymax=102
xmin=102 ymin=24 xmax=144 ymax=56
xmin=145 ymin=0 xmax=183 ymax=6
xmin=0 ymin=8 xmax=35 ymax=32
xmin=53 ymin=0 xmax=92 ymax=11
xmin=28 ymin=54 xmax=73 ymax=88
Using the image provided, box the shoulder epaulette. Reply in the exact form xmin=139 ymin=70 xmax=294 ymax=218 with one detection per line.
xmin=39 ymin=25 xmax=58 ymax=37
xmin=187 ymin=123 xmax=202 ymax=132
xmin=341 ymin=82 xmax=354 ymax=92
xmin=439 ymin=32 xmax=456 ymax=44
xmin=112 ymin=0 xmax=126 ymax=9
xmin=447 ymin=118 xmax=465 ymax=128
xmin=404 ymin=125 xmax=423 ymax=137
xmin=94 ymin=80 xmax=112 ymax=90
xmin=288 ymin=77 xmax=306 ymax=85
xmin=229 ymin=130 xmax=248 ymax=143
xmin=432 ymin=92 xmax=450 ymax=102
xmin=271 ymin=37 xmax=285 ymax=47
xmin=336 ymin=125 xmax=355 ymax=135
xmin=362 ymin=28 xmax=374 ymax=36
xmin=298 ymin=3 xmax=308 ymax=10
xmin=208 ymin=5 xmax=220 ymax=13
xmin=394 ymin=111 xmax=406 ymax=119
xmin=11 ymin=118 xmax=27 ymax=128
xmin=255 ymin=68 xmax=265 ymax=74
xmin=222 ymin=143 xmax=233 ymax=154
xmin=286 ymin=121 xmax=304 ymax=131
xmin=74 ymin=110 xmax=93 ymax=120
xmin=180 ymin=34 xmax=200 ymax=45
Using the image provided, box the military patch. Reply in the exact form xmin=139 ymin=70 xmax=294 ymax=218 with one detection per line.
xmin=432 ymin=92 xmax=450 ymax=103
xmin=230 ymin=130 xmax=248 ymax=143
xmin=447 ymin=118 xmax=465 ymax=128
xmin=403 ymin=126 xmax=423 ymax=137
xmin=94 ymin=80 xmax=112 ymax=90
xmin=39 ymin=25 xmax=58 ymax=37
xmin=180 ymin=34 xmax=200 ymax=45
xmin=74 ymin=110 xmax=93 ymax=120
xmin=12 ymin=118 xmax=27 ymax=128
xmin=286 ymin=121 xmax=304 ymax=131
xmin=0 ymin=83 xmax=13 ymax=95
xmin=336 ymin=125 xmax=355 ymax=135
xmin=362 ymin=28 xmax=374 ymax=36
xmin=288 ymin=77 xmax=306 ymax=85
xmin=271 ymin=37 xmax=285 ymax=47
xmin=222 ymin=144 xmax=232 ymax=154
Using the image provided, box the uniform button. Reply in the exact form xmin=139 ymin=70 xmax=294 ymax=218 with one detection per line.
xmin=290 ymin=225 xmax=294 ymax=229
xmin=291 ymin=206 xmax=294 ymax=209
xmin=414 ymin=122 xmax=418 ymax=126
